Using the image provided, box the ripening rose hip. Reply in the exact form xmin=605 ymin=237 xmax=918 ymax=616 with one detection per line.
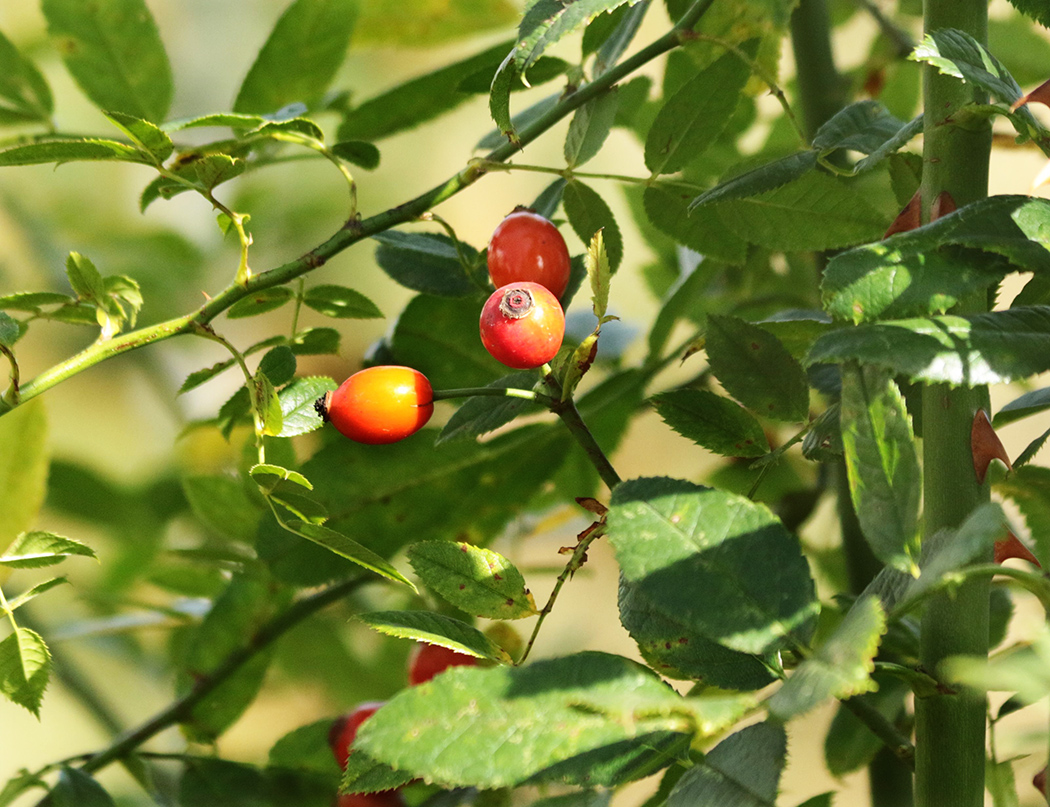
xmin=315 ymin=366 xmax=433 ymax=444
xmin=488 ymin=208 xmax=571 ymax=298
xmin=407 ymin=642 xmax=477 ymax=686
xmin=328 ymin=701 xmax=385 ymax=770
xmin=480 ymin=282 xmax=564 ymax=370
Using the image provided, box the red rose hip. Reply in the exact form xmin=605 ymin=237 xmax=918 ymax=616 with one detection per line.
xmin=316 ymin=366 xmax=433 ymax=444
xmin=480 ymin=282 xmax=564 ymax=370
xmin=329 ymin=701 xmax=385 ymax=769
xmin=407 ymin=642 xmax=477 ymax=686
xmin=488 ymin=209 xmax=571 ymax=298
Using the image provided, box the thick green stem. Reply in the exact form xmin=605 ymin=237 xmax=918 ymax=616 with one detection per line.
xmin=914 ymin=2 xmax=992 ymax=805
xmin=789 ymin=0 xmax=849 ymax=142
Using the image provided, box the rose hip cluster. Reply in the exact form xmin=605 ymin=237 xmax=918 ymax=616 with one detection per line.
xmin=316 ymin=209 xmax=570 ymax=445
xmin=328 ymin=643 xmax=477 ymax=806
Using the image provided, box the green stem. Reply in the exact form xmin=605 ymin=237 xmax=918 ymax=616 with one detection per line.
xmin=431 ymin=386 xmax=557 ymax=407
xmin=0 ymin=344 xmax=18 ymax=406
xmin=4 ymin=0 xmax=715 ymax=418
xmin=194 ymin=326 xmax=266 ymax=465
xmin=914 ymin=1 xmax=992 ymax=804
xmin=32 ymin=576 xmax=364 ymax=806
xmin=790 ymin=0 xmax=849 ymax=143
xmin=841 ymin=695 xmax=916 ymax=771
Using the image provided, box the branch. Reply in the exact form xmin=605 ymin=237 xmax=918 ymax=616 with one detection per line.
xmin=32 ymin=576 xmax=364 ymax=806
xmin=2 ymin=0 xmax=714 ymax=418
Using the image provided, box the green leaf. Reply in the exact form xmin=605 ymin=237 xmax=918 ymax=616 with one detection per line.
xmin=355 ymin=0 xmax=517 ymax=47
xmin=0 ymin=401 xmax=46 ymax=536
xmin=0 ymin=29 xmax=53 ymax=125
xmin=390 ymin=295 xmax=506 ymax=389
xmin=855 ymin=115 xmax=923 ymax=173
xmin=289 ymin=521 xmax=415 ymax=588
xmin=618 ymin=575 xmax=777 ymax=690
xmin=608 ymin=477 xmax=818 ymax=655
xmin=564 ymin=180 xmax=624 ymax=274
xmin=341 ymin=39 xmax=524 ymax=142
xmin=0 ymin=137 xmax=143 ymax=168
xmin=41 ymin=0 xmax=172 ymax=121
xmin=644 ymin=44 xmax=754 ymax=175
xmin=806 ymin=306 xmax=1050 ymax=386
xmin=565 ymin=88 xmax=620 ymax=168
xmin=372 ymin=232 xmax=476 ymax=297
xmin=178 ymin=758 xmax=271 ymax=807
xmin=942 ymin=622 xmax=1050 ymax=704
xmin=769 ymin=597 xmax=885 ymax=720
xmin=277 ymin=377 xmax=335 ymax=437
xmin=0 ymin=312 xmax=18 ymax=347
xmin=50 ymin=768 xmax=115 ymax=807
xmin=227 ymin=287 xmax=294 ymax=319
xmin=811 ymin=100 xmax=907 ymax=155
xmin=705 ymin=315 xmax=809 ymax=422
xmin=165 ymin=112 xmax=268 ymax=131
xmin=0 ymin=292 xmax=73 ymax=312
xmin=895 ymin=503 xmax=1007 ymax=613
xmin=689 ymin=151 xmax=818 ymax=209
xmin=667 ymin=722 xmax=786 ymax=807
xmin=194 ymin=154 xmax=246 ymax=191
xmin=717 ymin=171 xmax=888 ymax=252
xmin=103 ymin=110 xmax=173 ymax=162
xmin=2 ymin=578 xmax=68 ymax=616
xmin=234 ymin=0 xmax=357 ymax=114
xmin=642 ymin=183 xmax=748 ymax=264
xmin=290 ymin=327 xmax=341 ymax=356
xmin=258 ymin=346 xmax=297 ymax=387
xmin=437 ymin=372 xmax=545 ymax=444
xmin=823 ymin=245 xmax=1007 ymax=323
xmin=0 ymin=628 xmax=51 ymax=716
xmin=178 ymin=574 xmax=285 ymax=742
xmin=357 ymin=651 xmax=694 ymax=788
xmin=268 ymin=719 xmax=338 ymax=777
xmin=516 ymin=1 xmax=636 ymax=74
xmin=1005 ymin=0 xmax=1050 ymax=27
xmin=358 ymin=611 xmax=510 ymax=663
xmin=990 ymin=13 xmax=1050 ymax=87
xmin=182 ymin=475 xmax=261 ymax=542
xmin=302 ymin=285 xmax=382 ymax=319
xmin=250 ymin=464 xmax=314 ymax=494
xmin=341 ymin=752 xmax=414 ymax=795
xmin=652 ymin=389 xmax=769 ymax=458
xmin=910 ymin=28 xmax=1026 ymax=107
xmin=995 ymin=386 xmax=1050 ymax=427
xmin=0 ymin=531 xmax=96 ymax=569
xmin=179 ymin=359 xmax=238 ymax=394
xmin=408 ymin=541 xmax=539 ymax=619
xmin=801 ymin=404 xmax=843 ymax=461
xmin=488 ymin=51 xmax=519 ymax=141
xmin=839 ymin=363 xmax=920 ymax=572
xmin=331 ymin=140 xmax=380 ymax=170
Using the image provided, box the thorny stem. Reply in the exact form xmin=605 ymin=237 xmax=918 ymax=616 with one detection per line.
xmin=31 ymin=577 xmax=365 ymax=806
xmin=2 ymin=0 xmax=718 ymax=418
xmin=518 ymin=521 xmax=607 ymax=665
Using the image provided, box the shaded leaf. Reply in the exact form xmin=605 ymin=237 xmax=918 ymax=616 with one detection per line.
xmin=42 ymin=0 xmax=173 ymax=121
xmin=227 ymin=287 xmax=294 ymax=319
xmin=642 ymin=183 xmax=748 ymax=264
xmin=564 ymin=180 xmax=624 ymax=273
xmin=289 ymin=521 xmax=415 ymax=588
xmin=645 ymin=44 xmax=754 ymax=175
xmin=0 ymin=139 xmax=142 ymax=167
xmin=705 ymin=315 xmax=809 ymax=422
xmin=234 ymin=0 xmax=357 ymax=114
xmin=840 ymin=363 xmax=920 ymax=572
xmin=667 ymin=722 xmax=786 ymax=807
xmin=303 ymin=285 xmax=383 ymax=319
xmin=807 ymin=306 xmax=1050 ymax=386
xmin=811 ymin=100 xmax=907 ymax=155
xmin=769 ymin=597 xmax=885 ymax=720
xmin=357 ymin=651 xmax=696 ymax=788
xmin=608 ymin=477 xmax=818 ymax=655
xmin=652 ymin=389 xmax=768 ymax=458
xmin=331 ymin=140 xmax=380 ymax=169
xmin=51 ymin=768 xmax=115 ymax=807
xmin=689 ymin=151 xmax=817 ymax=209
xmin=565 ymin=88 xmax=620 ymax=167
xmin=372 ymin=232 xmax=476 ymax=297
xmin=437 ymin=372 xmax=545 ymax=444
xmin=0 ymin=29 xmax=53 ymax=125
